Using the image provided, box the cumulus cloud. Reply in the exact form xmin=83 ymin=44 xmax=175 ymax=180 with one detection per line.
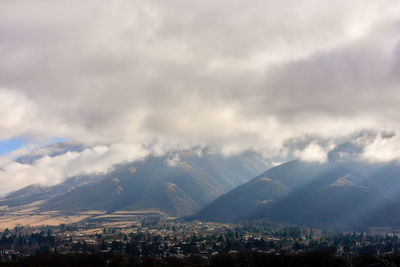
xmin=1 ymin=0 xmax=400 ymax=192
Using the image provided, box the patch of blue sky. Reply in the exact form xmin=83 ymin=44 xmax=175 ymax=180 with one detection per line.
xmin=0 ymin=136 xmax=67 ymax=156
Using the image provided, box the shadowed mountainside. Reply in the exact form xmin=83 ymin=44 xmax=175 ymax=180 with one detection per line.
xmin=1 ymin=145 xmax=269 ymax=217
xmin=190 ymin=143 xmax=400 ymax=229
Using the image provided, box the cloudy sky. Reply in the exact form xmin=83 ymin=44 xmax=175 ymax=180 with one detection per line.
xmin=1 ymin=0 xmax=400 ymax=194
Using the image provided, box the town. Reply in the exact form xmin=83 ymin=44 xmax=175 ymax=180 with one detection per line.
xmin=1 ymin=217 xmax=400 ymax=266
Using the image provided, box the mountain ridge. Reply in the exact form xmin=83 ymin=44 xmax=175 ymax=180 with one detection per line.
xmin=190 ymin=146 xmax=400 ymax=229
xmin=1 ymin=145 xmax=269 ymax=217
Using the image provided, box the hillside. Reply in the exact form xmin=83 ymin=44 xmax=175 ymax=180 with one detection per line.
xmin=1 ymin=146 xmax=269 ymax=217
xmin=191 ymin=146 xmax=400 ymax=229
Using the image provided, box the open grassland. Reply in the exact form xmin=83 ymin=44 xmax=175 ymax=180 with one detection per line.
xmin=0 ymin=203 xmax=166 ymax=230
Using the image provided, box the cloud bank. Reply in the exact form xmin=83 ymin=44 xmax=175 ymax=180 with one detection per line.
xmin=1 ymin=0 xmax=400 ymax=193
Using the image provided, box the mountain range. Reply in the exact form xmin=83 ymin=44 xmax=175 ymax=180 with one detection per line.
xmin=4 ymin=141 xmax=400 ymax=230
xmin=0 ymin=143 xmax=268 ymax=217
xmin=191 ymin=143 xmax=400 ymax=229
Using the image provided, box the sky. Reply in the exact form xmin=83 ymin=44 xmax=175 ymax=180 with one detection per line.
xmin=1 ymin=0 xmax=400 ymax=194
xmin=0 ymin=138 xmax=27 ymax=156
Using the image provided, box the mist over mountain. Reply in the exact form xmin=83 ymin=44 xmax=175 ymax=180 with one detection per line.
xmin=1 ymin=144 xmax=268 ymax=216
xmin=2 ymin=1 xmax=400 ymax=194
xmin=3 ymin=137 xmax=400 ymax=230
xmin=15 ymin=143 xmax=85 ymax=165
xmin=190 ymin=142 xmax=400 ymax=229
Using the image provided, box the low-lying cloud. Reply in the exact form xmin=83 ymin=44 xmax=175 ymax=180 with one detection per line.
xmin=0 ymin=143 xmax=149 ymax=195
xmin=1 ymin=0 xmax=400 ymax=193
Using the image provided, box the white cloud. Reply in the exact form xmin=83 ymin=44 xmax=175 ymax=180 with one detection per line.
xmin=0 ymin=1 xmax=400 ymax=192
xmin=165 ymin=154 xmax=180 ymax=167
xmin=296 ymin=143 xmax=328 ymax=163
xmin=0 ymin=143 xmax=149 ymax=195
xmin=362 ymin=133 xmax=400 ymax=162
